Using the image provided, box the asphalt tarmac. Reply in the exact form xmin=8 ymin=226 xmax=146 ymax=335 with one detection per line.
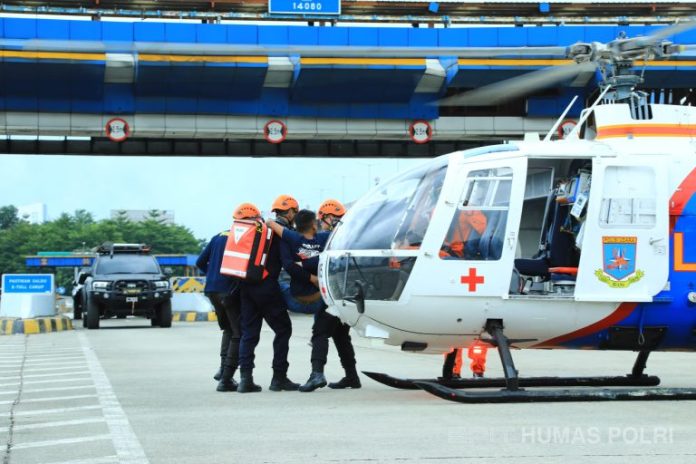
xmin=1 ymin=314 xmax=696 ymax=464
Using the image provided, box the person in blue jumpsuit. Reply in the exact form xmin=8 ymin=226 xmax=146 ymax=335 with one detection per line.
xmin=236 ymin=202 xmax=300 ymax=393
xmin=196 ymin=229 xmax=241 ymax=392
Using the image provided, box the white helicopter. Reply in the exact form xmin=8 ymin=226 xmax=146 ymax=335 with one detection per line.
xmin=317 ymin=23 xmax=696 ymax=402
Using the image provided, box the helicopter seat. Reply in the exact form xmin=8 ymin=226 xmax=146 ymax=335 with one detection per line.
xmin=515 ymin=198 xmax=579 ymax=285
xmin=477 ymin=211 xmax=507 ymax=260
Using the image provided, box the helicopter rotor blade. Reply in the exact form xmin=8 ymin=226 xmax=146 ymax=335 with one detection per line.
xmin=438 ymin=61 xmax=597 ymax=107
xmin=2 ymin=38 xmax=568 ymax=59
xmin=643 ymin=20 xmax=696 ymax=43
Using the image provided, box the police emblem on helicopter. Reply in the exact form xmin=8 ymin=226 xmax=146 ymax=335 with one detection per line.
xmin=596 ymin=236 xmax=644 ymax=288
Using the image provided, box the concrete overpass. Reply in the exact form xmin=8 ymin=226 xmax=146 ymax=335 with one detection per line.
xmin=1 ymin=17 xmax=695 ymax=156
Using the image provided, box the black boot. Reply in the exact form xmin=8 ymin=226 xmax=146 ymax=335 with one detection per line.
xmin=299 ymin=371 xmax=327 ymax=392
xmin=328 ymin=376 xmax=361 ymax=389
xmin=237 ymin=368 xmax=262 ymax=393
xmin=269 ymin=369 xmax=300 ymax=392
xmin=328 ymin=366 xmax=361 ymax=389
xmin=216 ymin=366 xmax=238 ymax=392
xmin=216 ymin=330 xmax=231 ymax=381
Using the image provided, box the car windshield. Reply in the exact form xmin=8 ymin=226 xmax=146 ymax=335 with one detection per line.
xmin=96 ymin=255 xmax=160 ymax=275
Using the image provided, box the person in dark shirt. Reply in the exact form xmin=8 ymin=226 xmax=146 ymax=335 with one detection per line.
xmin=272 ymin=210 xmax=330 ymax=315
xmin=236 ymin=201 xmax=299 ymax=393
xmin=196 ymin=229 xmax=241 ymax=392
xmin=267 ymin=209 xmax=360 ymax=393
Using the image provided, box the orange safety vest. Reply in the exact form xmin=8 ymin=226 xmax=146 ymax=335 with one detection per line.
xmin=220 ymin=219 xmax=273 ymax=283
xmin=441 ymin=210 xmax=487 ymax=258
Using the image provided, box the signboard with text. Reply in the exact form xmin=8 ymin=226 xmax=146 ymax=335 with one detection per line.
xmin=0 ymin=274 xmax=56 ymax=318
xmin=269 ymin=0 xmax=340 ymax=15
xmin=2 ymin=274 xmax=54 ymax=294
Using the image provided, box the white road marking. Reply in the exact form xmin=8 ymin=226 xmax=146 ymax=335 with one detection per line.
xmin=0 ymin=404 xmax=102 ymax=418
xmin=21 ymin=364 xmax=89 ymax=373
xmin=0 ymin=349 xmax=83 ymax=359
xmin=3 ymin=364 xmax=88 ymax=375
xmin=0 ymin=393 xmax=97 ymax=405
xmin=43 ymin=455 xmax=119 ymax=464
xmin=15 ymin=356 xmax=87 ymax=365
xmin=0 ymin=375 xmax=93 ymax=388
xmin=1 ymin=370 xmax=90 ymax=380
xmin=11 ymin=434 xmax=111 ymax=450
xmin=0 ymin=357 xmax=84 ymax=366
xmin=79 ymin=333 xmax=150 ymax=464
xmin=0 ymin=417 xmax=105 ymax=433
xmin=0 ymin=384 xmax=94 ymax=395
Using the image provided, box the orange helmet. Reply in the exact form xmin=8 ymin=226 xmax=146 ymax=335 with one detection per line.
xmin=271 ymin=194 xmax=299 ymax=212
xmin=318 ymin=199 xmax=346 ymax=218
xmin=233 ymin=202 xmax=261 ymax=220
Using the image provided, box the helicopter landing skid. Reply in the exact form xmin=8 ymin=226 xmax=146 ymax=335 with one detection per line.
xmin=374 ymin=320 xmax=695 ymax=403
xmin=362 ymin=371 xmax=660 ymax=391
xmin=412 ymin=382 xmax=696 ymax=403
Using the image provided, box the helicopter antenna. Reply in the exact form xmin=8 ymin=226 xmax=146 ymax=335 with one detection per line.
xmin=566 ymin=85 xmax=612 ymax=140
xmin=543 ymin=95 xmax=579 ymax=142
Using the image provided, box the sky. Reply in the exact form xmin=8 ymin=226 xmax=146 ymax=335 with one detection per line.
xmin=0 ymin=154 xmax=425 ymax=240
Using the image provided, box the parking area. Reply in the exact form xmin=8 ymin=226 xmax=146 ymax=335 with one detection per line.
xmin=2 ymin=315 xmax=696 ymax=464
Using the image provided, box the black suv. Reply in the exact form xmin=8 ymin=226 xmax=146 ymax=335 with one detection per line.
xmin=73 ymin=243 xmax=173 ymax=329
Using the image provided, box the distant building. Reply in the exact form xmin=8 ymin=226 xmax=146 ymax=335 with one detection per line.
xmin=110 ymin=209 xmax=175 ymax=225
xmin=17 ymin=203 xmax=47 ymax=224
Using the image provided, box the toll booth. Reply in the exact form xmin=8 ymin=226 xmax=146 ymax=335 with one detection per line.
xmin=25 ymin=252 xmax=202 ymax=277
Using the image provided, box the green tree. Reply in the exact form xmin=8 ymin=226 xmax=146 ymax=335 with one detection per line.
xmin=0 ymin=205 xmax=19 ymax=230
xmin=0 ymin=208 xmax=203 ymax=289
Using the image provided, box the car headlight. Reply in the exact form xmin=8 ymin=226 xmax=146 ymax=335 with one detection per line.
xmin=92 ymin=281 xmax=110 ymax=291
xmin=154 ymin=281 xmax=169 ymax=289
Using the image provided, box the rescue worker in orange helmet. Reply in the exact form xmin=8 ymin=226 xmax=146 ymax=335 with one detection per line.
xmin=235 ymin=201 xmax=300 ymax=393
xmin=233 ymin=203 xmax=261 ymax=220
xmin=267 ymin=210 xmax=360 ymax=392
xmin=317 ymin=199 xmax=346 ymax=232
xmin=272 ymin=194 xmax=300 ymax=229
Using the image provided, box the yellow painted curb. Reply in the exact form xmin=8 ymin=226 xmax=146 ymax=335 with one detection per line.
xmin=0 ymin=316 xmax=74 ymax=336
xmin=172 ymin=311 xmax=217 ymax=322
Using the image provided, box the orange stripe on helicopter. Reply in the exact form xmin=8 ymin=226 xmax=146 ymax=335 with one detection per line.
xmin=531 ymin=302 xmax=637 ymax=348
xmin=597 ymin=124 xmax=696 ymax=139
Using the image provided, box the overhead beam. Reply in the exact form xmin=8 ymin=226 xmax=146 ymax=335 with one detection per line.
xmin=0 ymin=138 xmax=500 ymax=158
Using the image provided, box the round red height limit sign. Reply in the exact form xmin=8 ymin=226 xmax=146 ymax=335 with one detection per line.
xmin=409 ymin=120 xmax=432 ymax=144
xmin=264 ymin=120 xmax=287 ymax=144
xmin=557 ymin=119 xmax=577 ymax=139
xmin=105 ymin=117 xmax=130 ymax=142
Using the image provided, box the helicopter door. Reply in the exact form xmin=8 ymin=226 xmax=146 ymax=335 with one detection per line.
xmin=574 ymin=157 xmax=669 ymax=302
xmin=417 ymin=157 xmax=526 ymax=298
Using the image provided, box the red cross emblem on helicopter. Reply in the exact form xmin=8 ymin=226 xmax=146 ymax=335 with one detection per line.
xmin=460 ymin=268 xmax=484 ymax=292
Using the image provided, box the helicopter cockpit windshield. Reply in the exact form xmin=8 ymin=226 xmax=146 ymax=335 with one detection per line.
xmin=323 ymin=157 xmax=447 ymax=303
xmin=328 ymin=157 xmax=448 ymax=252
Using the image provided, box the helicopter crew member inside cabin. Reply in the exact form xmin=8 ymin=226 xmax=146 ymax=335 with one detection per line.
xmin=266 ymin=209 xmax=361 ymax=392
xmin=235 ymin=202 xmax=300 ymax=393
xmin=196 ymin=228 xmax=241 ymax=392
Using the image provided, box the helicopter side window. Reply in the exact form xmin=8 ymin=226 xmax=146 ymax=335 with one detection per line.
xmin=599 ymin=166 xmax=656 ymax=227
xmin=439 ymin=167 xmax=513 ymax=261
